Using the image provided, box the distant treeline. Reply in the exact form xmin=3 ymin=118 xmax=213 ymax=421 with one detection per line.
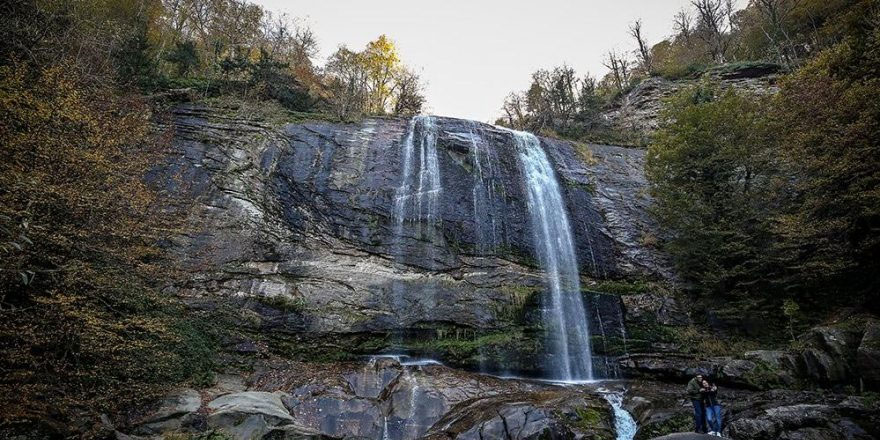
xmin=2 ymin=0 xmax=425 ymax=119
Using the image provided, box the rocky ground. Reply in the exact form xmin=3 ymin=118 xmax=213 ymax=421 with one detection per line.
xmin=120 ymin=357 xmax=619 ymax=439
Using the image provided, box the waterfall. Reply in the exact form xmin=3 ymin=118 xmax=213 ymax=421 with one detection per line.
xmin=393 ymin=115 xmax=441 ymax=236
xmin=604 ymin=392 xmax=637 ymax=440
xmin=468 ymin=121 xmax=501 ymax=254
xmin=510 ymin=130 xmax=593 ymax=381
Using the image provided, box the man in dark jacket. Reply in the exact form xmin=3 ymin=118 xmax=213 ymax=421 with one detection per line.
xmin=686 ymin=373 xmax=707 ymax=433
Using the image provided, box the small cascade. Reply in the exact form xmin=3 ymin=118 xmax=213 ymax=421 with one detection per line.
xmin=393 ymin=115 xmax=441 ymax=239
xmin=510 ymin=129 xmax=593 ymax=381
xmin=603 ymin=392 xmax=637 ymax=440
xmin=594 ymin=299 xmax=614 ymax=377
xmin=618 ymin=304 xmax=630 ymax=361
xmin=382 ymin=416 xmax=391 ymax=440
xmin=468 ymin=121 xmax=502 ymax=254
xmin=390 ymin=115 xmax=442 ymax=332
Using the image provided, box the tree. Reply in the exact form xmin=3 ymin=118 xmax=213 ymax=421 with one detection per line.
xmin=500 ymin=91 xmax=528 ymax=129
xmin=646 ymin=83 xmax=775 ymax=295
xmin=362 ymin=34 xmax=400 ymax=114
xmin=602 ymin=50 xmax=631 ymax=93
xmin=769 ymin=28 xmax=880 ymax=301
xmin=751 ymin=0 xmax=800 ymax=64
xmin=673 ymin=9 xmax=695 ymax=43
xmin=692 ymin=0 xmax=733 ymax=63
xmin=629 ymin=19 xmax=654 ymax=74
xmin=392 ymin=66 xmax=425 ymax=116
xmin=325 ymin=45 xmax=369 ymax=119
xmin=166 ymin=39 xmax=199 ymax=76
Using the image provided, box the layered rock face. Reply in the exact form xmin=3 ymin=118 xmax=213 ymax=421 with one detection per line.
xmin=601 ymin=63 xmax=781 ymax=141
xmin=153 ymin=105 xmax=667 ymax=376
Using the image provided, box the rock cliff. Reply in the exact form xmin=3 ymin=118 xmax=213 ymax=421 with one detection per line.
xmin=152 ymin=105 xmax=668 ymax=376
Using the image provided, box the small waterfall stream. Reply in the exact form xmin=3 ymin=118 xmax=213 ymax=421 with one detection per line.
xmin=393 ymin=115 xmax=441 ymax=238
xmin=604 ymin=392 xmax=638 ymax=440
xmin=510 ymin=129 xmax=594 ymax=381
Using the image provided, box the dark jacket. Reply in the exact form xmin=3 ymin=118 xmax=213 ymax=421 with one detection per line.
xmin=686 ymin=377 xmax=703 ymax=400
xmin=702 ymin=385 xmax=719 ymax=406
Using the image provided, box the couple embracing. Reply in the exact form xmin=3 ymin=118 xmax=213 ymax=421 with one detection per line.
xmin=686 ymin=373 xmax=723 ymax=436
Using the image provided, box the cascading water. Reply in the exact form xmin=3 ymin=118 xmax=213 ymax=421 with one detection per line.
xmin=603 ymin=392 xmax=637 ymax=440
xmin=468 ymin=121 xmax=502 ymax=254
xmin=393 ymin=115 xmax=441 ymax=237
xmin=390 ymin=115 xmax=441 ymax=333
xmin=510 ymin=129 xmax=594 ymax=381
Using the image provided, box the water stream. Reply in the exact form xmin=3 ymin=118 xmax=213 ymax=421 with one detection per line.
xmin=510 ymin=129 xmax=594 ymax=381
xmin=393 ymin=115 xmax=441 ymax=241
xmin=604 ymin=392 xmax=638 ymax=440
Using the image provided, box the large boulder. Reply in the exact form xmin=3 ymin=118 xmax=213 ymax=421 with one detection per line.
xmin=132 ymin=389 xmax=201 ymax=435
xmin=858 ymin=320 xmax=880 ymax=386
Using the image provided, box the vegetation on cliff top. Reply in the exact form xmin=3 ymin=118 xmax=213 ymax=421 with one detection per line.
xmin=646 ymin=11 xmax=880 ymax=319
xmin=495 ymin=0 xmax=873 ymax=145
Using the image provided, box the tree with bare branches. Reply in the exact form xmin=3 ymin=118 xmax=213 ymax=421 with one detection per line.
xmin=692 ymin=0 xmax=732 ymax=63
xmin=629 ymin=19 xmax=654 ymax=74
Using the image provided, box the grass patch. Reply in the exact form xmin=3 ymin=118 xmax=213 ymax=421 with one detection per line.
xmin=583 ymin=278 xmax=664 ymax=296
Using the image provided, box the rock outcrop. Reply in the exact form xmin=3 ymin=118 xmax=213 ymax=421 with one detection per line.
xmin=601 ymin=63 xmax=781 ymax=141
xmin=153 ymin=105 xmax=669 ymax=376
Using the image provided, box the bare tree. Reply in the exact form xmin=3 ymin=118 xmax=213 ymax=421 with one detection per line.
xmin=692 ymin=0 xmax=731 ymax=63
xmin=674 ymin=9 xmax=694 ymax=43
xmin=629 ymin=19 xmax=653 ymax=74
xmin=392 ymin=67 xmax=425 ymax=116
xmin=501 ymin=92 xmax=528 ymax=130
xmin=602 ymin=50 xmax=631 ymax=93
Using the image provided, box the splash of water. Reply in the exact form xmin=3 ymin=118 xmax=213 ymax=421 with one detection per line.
xmin=510 ymin=129 xmax=593 ymax=381
xmin=604 ymin=392 xmax=637 ymax=440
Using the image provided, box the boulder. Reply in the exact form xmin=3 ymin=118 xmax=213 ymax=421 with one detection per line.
xmin=207 ymin=391 xmax=300 ymax=436
xmin=133 ymin=388 xmax=201 ymax=435
xmin=857 ymin=320 xmax=880 ymax=386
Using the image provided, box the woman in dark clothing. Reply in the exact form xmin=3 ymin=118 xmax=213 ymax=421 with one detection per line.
xmin=701 ymin=378 xmax=722 ymax=436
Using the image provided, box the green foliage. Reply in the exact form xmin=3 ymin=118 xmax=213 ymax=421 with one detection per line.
xmin=646 ymin=82 xmax=774 ymax=296
xmin=646 ymin=12 xmax=880 ymax=313
xmin=0 ymin=60 xmax=219 ymax=434
xmin=572 ymin=407 xmax=604 ymax=430
xmin=166 ymin=40 xmax=200 ymax=77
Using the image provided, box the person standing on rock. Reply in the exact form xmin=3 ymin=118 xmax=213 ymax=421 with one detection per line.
xmin=686 ymin=373 xmax=708 ymax=433
xmin=702 ymin=377 xmax=722 ymax=436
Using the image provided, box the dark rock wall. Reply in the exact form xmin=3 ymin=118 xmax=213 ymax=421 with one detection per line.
xmin=153 ymin=106 xmax=669 ymax=374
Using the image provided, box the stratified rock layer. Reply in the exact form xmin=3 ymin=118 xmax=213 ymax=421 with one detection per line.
xmin=153 ymin=106 xmax=669 ymax=375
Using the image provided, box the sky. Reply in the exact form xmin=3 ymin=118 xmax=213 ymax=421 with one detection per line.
xmin=254 ymin=0 xmax=745 ymax=122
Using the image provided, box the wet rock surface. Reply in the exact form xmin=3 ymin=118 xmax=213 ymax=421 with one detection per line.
xmin=153 ymin=105 xmax=669 ymax=375
xmin=128 ymin=357 xmax=617 ymax=440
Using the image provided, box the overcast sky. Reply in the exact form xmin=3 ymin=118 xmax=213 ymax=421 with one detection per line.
xmin=254 ymin=0 xmax=745 ymax=122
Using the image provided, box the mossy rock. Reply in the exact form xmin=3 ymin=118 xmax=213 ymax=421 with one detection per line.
xmin=634 ymin=412 xmax=693 ymax=440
